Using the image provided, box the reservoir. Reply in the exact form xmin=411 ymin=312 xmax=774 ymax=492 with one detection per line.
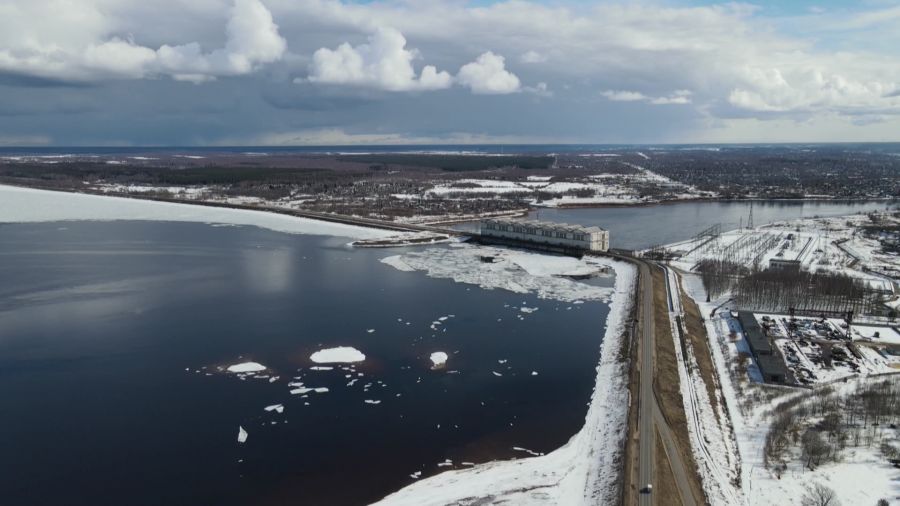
xmin=0 ymin=220 xmax=610 ymax=506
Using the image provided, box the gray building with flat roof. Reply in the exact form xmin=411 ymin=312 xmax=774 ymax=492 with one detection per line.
xmin=479 ymin=218 xmax=609 ymax=252
xmin=738 ymin=311 xmax=788 ymax=384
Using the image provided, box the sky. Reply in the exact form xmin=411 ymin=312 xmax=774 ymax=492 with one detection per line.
xmin=0 ymin=0 xmax=899 ymax=146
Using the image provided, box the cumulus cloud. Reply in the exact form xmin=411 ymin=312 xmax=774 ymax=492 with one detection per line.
xmin=601 ymin=89 xmax=692 ymax=105
xmin=305 ymin=27 xmax=451 ymax=91
xmin=0 ymin=0 xmax=286 ymax=83
xmin=305 ymin=30 xmax=521 ymax=95
xmin=728 ymin=66 xmax=899 ymax=113
xmin=457 ymin=52 xmax=521 ymax=94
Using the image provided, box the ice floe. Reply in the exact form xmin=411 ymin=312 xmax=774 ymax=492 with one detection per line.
xmin=227 ymin=362 xmax=267 ymax=373
xmin=310 ymin=346 xmax=366 ymax=364
xmin=430 ymin=352 xmax=449 ymax=369
xmin=264 ymin=404 xmax=284 ymax=414
xmin=0 ymin=184 xmax=391 ymax=240
xmin=237 ymin=426 xmax=248 ymax=443
xmin=380 ymin=245 xmax=612 ymax=303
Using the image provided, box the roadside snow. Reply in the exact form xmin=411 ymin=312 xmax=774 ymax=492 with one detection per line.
xmin=310 ymin=346 xmax=366 ymax=364
xmin=372 ymin=257 xmax=636 ymax=506
xmin=0 ymin=184 xmax=391 ymax=240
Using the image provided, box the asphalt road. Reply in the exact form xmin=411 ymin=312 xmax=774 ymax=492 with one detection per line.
xmin=635 ymin=260 xmax=699 ymax=506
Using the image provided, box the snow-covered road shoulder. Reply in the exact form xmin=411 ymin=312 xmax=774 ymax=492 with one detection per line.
xmin=0 ymin=184 xmax=393 ymax=240
xmin=371 ymin=257 xmax=636 ymax=506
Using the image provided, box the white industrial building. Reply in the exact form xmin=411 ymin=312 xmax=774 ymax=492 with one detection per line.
xmin=479 ymin=218 xmax=609 ymax=252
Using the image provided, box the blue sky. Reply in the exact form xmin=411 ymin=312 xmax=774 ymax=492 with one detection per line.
xmin=0 ymin=0 xmax=898 ymax=146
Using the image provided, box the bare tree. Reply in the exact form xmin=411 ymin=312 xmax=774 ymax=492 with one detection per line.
xmin=801 ymin=429 xmax=832 ymax=469
xmin=801 ymin=483 xmax=841 ymax=506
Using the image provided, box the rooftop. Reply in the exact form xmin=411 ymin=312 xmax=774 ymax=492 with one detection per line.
xmin=482 ymin=217 xmax=606 ymax=234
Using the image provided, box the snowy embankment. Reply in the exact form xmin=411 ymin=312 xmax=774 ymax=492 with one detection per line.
xmin=0 ymin=184 xmax=392 ymax=240
xmin=666 ymin=270 xmax=744 ymax=506
xmin=373 ymin=256 xmax=636 ymax=506
xmin=381 ymin=244 xmax=613 ymax=303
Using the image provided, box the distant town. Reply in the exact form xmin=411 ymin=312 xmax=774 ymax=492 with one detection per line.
xmin=2 ymin=145 xmax=897 ymax=226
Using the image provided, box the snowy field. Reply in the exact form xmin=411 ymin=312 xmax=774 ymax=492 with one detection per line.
xmin=413 ymin=163 xmax=709 ymax=207
xmin=0 ymin=184 xmax=392 ymax=240
xmin=373 ymin=255 xmax=636 ymax=506
xmin=666 ymin=212 xmax=899 ymax=295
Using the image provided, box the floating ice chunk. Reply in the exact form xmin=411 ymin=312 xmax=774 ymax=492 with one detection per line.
xmin=430 ymin=352 xmax=449 ymax=369
xmin=492 ymin=371 xmax=503 ymax=377
xmin=498 ymin=359 xmax=508 ymax=364
xmin=264 ymin=404 xmax=284 ymax=414
xmin=520 ymin=307 xmax=538 ymax=314
xmin=367 ymin=329 xmax=376 ymax=333
xmin=512 ymin=446 xmax=544 ymax=456
xmin=438 ymin=316 xmax=448 ymax=321
xmin=237 ymin=426 xmax=248 ymax=443
xmin=310 ymin=366 xmax=333 ymax=371
xmin=410 ymin=471 xmax=422 ymax=479
xmin=531 ymin=371 xmax=539 ymax=376
xmin=364 ymin=399 xmax=382 ymax=405
xmin=437 ymin=459 xmax=453 ymax=467
xmin=290 ymin=386 xmax=329 ymax=395
xmin=310 ymin=346 xmax=366 ymax=364
xmin=227 ymin=362 xmax=267 ymax=373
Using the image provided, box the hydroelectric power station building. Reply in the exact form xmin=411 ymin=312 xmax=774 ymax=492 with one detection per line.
xmin=479 ymin=218 xmax=610 ymax=253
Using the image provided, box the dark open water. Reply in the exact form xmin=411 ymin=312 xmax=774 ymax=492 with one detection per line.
xmin=0 ymin=221 xmax=610 ymax=506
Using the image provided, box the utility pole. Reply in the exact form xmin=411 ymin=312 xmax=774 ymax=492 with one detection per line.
xmin=748 ymin=200 xmax=754 ymax=229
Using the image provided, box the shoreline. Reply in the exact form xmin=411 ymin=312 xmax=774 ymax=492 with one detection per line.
xmin=1 ymin=181 xmax=894 ymax=233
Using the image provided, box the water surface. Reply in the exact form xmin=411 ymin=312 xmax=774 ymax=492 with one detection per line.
xmin=0 ymin=221 xmax=610 ymax=506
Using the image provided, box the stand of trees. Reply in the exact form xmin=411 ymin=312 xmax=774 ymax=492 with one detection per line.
xmin=734 ymin=269 xmax=876 ymax=314
xmin=696 ymin=261 xmax=877 ymax=314
xmin=764 ymin=378 xmax=900 ymax=477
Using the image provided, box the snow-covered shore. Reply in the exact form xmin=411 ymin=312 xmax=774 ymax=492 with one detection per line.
xmin=0 ymin=184 xmax=392 ymax=240
xmin=372 ymin=256 xmax=636 ymax=506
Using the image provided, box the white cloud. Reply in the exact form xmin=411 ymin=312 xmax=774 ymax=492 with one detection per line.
xmin=601 ymin=89 xmax=691 ymax=105
xmin=223 ymin=128 xmax=566 ymax=146
xmin=520 ymin=50 xmax=547 ymax=64
xmin=305 ymin=30 xmax=521 ymax=95
xmin=601 ymin=90 xmax=648 ymax=102
xmin=305 ymin=27 xmax=451 ymax=91
xmin=0 ymin=0 xmax=286 ymax=82
xmin=457 ymin=51 xmax=521 ymax=94
xmin=728 ymin=65 xmax=899 ymax=113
